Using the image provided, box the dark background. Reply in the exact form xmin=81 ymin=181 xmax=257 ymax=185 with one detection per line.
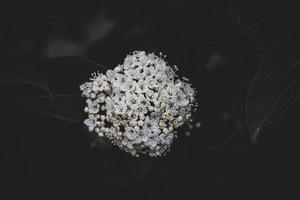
xmin=1 ymin=0 xmax=300 ymax=199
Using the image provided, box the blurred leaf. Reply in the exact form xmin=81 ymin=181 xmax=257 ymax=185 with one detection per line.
xmin=126 ymin=157 xmax=154 ymax=181
xmin=230 ymin=1 xmax=300 ymax=55
xmin=33 ymin=56 xmax=106 ymax=94
xmin=209 ymin=77 xmax=251 ymax=150
xmin=246 ymin=54 xmax=300 ymax=145
xmin=122 ymin=23 xmax=158 ymax=39
xmin=2 ymin=56 xmax=105 ymax=123
xmin=103 ymin=151 xmax=155 ymax=188
xmin=15 ymin=95 xmax=83 ymax=123
xmin=0 ymin=55 xmax=51 ymax=109
xmin=0 ymin=63 xmax=52 ymax=97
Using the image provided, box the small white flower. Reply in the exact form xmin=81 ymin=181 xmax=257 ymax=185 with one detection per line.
xmin=86 ymin=99 xmax=100 ymax=114
xmin=84 ymin=114 xmax=98 ymax=131
xmin=126 ymin=93 xmax=140 ymax=110
xmin=114 ymin=101 xmax=127 ymax=115
xmin=124 ymin=127 xmax=139 ymax=140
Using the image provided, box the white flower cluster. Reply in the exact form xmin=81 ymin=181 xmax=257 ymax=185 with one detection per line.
xmin=80 ymin=51 xmax=197 ymax=157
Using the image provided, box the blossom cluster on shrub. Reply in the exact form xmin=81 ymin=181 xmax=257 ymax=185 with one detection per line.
xmin=80 ymin=51 xmax=197 ymax=157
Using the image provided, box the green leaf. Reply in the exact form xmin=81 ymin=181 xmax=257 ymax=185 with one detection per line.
xmin=246 ymin=54 xmax=300 ymax=145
